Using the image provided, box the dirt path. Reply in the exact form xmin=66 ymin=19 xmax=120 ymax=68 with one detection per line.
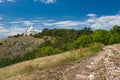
xmin=63 ymin=44 xmax=120 ymax=80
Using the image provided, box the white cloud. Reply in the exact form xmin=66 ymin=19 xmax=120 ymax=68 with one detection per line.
xmin=0 ymin=24 xmax=26 ymax=38
xmin=43 ymin=14 xmax=120 ymax=29
xmin=0 ymin=26 xmax=9 ymax=33
xmin=0 ymin=17 xmax=2 ymax=20
xmin=34 ymin=0 xmax=56 ymax=4
xmin=0 ymin=0 xmax=15 ymax=3
xmin=43 ymin=21 xmax=84 ymax=27
xmin=23 ymin=21 xmax=33 ymax=26
xmin=8 ymin=27 xmax=25 ymax=36
xmin=87 ymin=13 xmax=97 ymax=18
xmin=88 ymin=15 xmax=120 ymax=29
xmin=0 ymin=0 xmax=4 ymax=3
xmin=7 ymin=0 xmax=15 ymax=2
xmin=8 ymin=21 xmax=33 ymax=26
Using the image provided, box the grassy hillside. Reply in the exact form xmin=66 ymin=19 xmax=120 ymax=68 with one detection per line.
xmin=0 ymin=26 xmax=119 ymax=79
xmin=0 ymin=37 xmax=44 ymax=59
xmin=0 ymin=26 xmax=120 ymax=68
xmin=0 ymin=43 xmax=103 ymax=80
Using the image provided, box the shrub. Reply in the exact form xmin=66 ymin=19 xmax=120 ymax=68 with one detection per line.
xmin=71 ymin=35 xmax=93 ymax=49
xmin=37 ymin=46 xmax=61 ymax=57
xmin=92 ymin=30 xmax=111 ymax=45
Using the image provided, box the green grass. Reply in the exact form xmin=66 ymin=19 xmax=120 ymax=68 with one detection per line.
xmin=61 ymin=43 xmax=103 ymax=64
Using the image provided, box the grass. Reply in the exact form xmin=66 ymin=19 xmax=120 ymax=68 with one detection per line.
xmin=63 ymin=43 xmax=103 ymax=63
xmin=0 ymin=43 xmax=103 ymax=80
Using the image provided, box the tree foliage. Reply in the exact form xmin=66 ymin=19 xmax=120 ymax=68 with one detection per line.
xmin=71 ymin=35 xmax=93 ymax=49
xmin=92 ymin=30 xmax=111 ymax=45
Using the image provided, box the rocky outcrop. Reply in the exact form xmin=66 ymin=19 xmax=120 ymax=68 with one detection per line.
xmin=0 ymin=37 xmax=44 ymax=58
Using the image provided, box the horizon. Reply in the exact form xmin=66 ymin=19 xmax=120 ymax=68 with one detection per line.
xmin=0 ymin=0 xmax=120 ymax=38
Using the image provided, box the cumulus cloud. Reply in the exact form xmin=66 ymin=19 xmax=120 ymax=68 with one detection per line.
xmin=34 ymin=0 xmax=56 ymax=4
xmin=87 ymin=14 xmax=120 ymax=29
xmin=43 ymin=14 xmax=120 ymax=29
xmin=87 ymin=13 xmax=97 ymax=18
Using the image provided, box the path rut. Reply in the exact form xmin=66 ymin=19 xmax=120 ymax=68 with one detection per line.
xmin=64 ymin=44 xmax=120 ymax=80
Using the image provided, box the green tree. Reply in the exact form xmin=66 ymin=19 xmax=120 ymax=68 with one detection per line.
xmin=110 ymin=25 xmax=120 ymax=34
xmin=72 ymin=35 xmax=93 ymax=49
xmin=92 ymin=30 xmax=110 ymax=45
xmin=109 ymin=33 xmax=120 ymax=44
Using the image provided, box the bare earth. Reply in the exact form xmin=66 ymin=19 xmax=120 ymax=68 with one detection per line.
xmin=63 ymin=44 xmax=120 ymax=80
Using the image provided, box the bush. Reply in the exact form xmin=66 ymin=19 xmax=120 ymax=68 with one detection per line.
xmin=36 ymin=46 xmax=61 ymax=57
xmin=92 ymin=30 xmax=111 ymax=45
xmin=71 ymin=35 xmax=93 ymax=49
xmin=109 ymin=33 xmax=120 ymax=44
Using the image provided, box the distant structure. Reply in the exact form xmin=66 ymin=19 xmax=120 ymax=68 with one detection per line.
xmin=24 ymin=25 xmax=37 ymax=36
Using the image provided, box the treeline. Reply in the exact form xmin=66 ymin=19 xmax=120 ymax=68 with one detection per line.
xmin=8 ymin=33 xmax=24 ymax=38
xmin=33 ymin=25 xmax=120 ymax=50
xmin=0 ymin=25 xmax=120 ymax=68
xmin=33 ymin=27 xmax=93 ymax=51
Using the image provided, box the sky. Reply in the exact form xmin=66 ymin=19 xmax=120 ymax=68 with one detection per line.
xmin=0 ymin=0 xmax=120 ymax=38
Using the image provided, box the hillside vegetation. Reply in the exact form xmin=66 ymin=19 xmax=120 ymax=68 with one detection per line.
xmin=0 ymin=43 xmax=103 ymax=80
xmin=0 ymin=25 xmax=120 ymax=80
xmin=0 ymin=25 xmax=120 ymax=68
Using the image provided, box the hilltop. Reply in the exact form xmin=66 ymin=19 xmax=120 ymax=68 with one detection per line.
xmin=0 ymin=37 xmax=45 ymax=59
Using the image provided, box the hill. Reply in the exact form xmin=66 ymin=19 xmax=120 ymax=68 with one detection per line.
xmin=0 ymin=37 xmax=45 ymax=59
xmin=0 ymin=44 xmax=119 ymax=80
xmin=0 ymin=26 xmax=120 ymax=80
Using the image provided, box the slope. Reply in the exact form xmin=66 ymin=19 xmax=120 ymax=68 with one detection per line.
xmin=0 ymin=37 xmax=44 ymax=59
xmin=0 ymin=43 xmax=103 ymax=80
xmin=65 ymin=44 xmax=120 ymax=80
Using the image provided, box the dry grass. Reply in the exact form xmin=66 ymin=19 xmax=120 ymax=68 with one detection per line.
xmin=0 ymin=43 xmax=103 ymax=80
xmin=0 ymin=37 xmax=45 ymax=58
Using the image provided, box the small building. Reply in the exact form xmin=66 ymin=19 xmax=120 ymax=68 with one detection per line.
xmin=24 ymin=26 xmax=37 ymax=36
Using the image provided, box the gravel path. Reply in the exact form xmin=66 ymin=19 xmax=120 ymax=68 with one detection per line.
xmin=64 ymin=44 xmax=120 ymax=80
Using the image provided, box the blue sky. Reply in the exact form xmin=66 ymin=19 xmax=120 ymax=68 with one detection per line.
xmin=0 ymin=0 xmax=120 ymax=38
